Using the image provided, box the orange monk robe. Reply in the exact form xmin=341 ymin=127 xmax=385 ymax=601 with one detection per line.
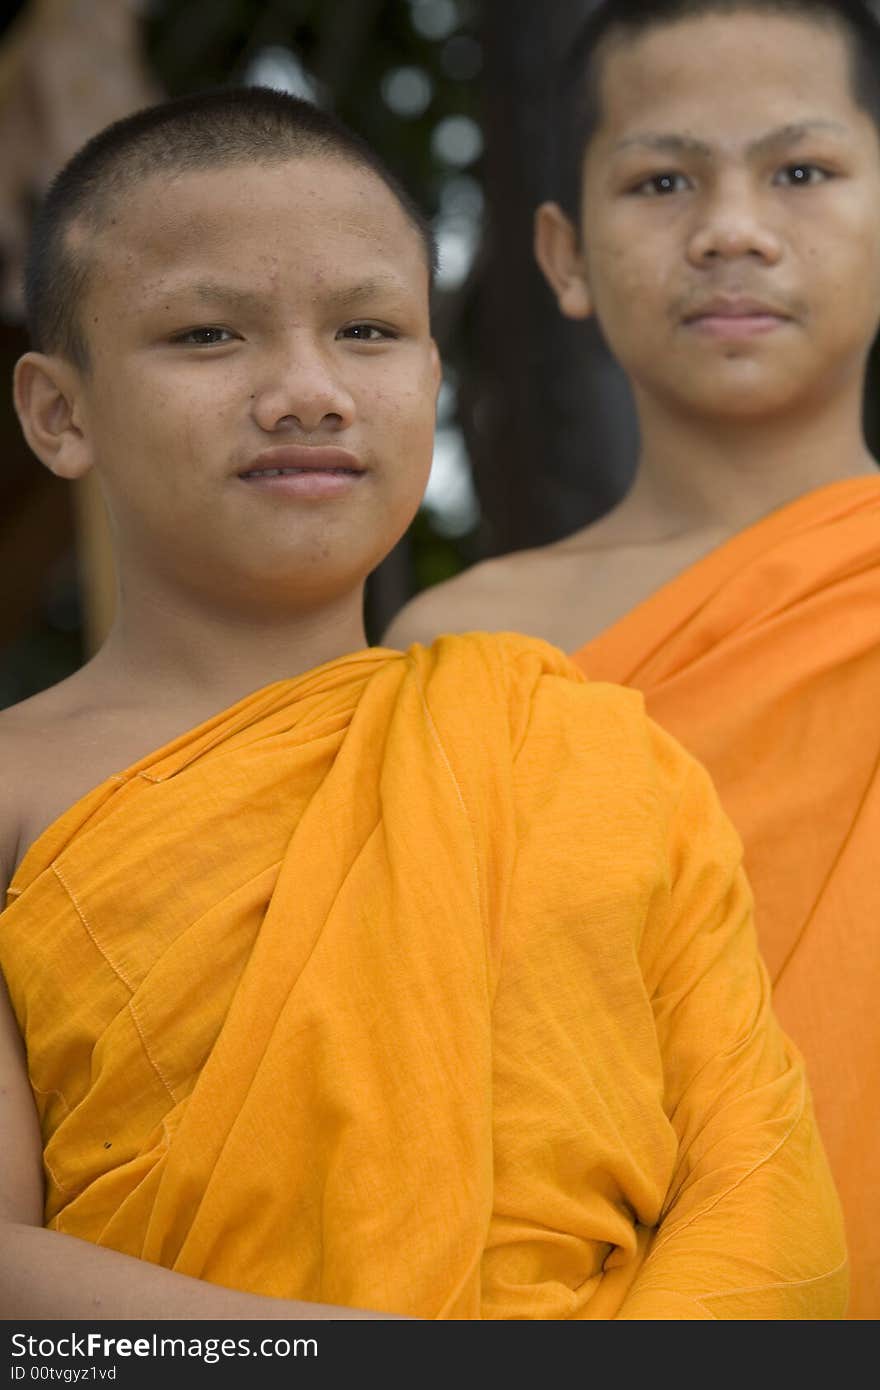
xmin=573 ymin=476 xmax=880 ymax=1320
xmin=2 ymin=634 xmax=846 ymax=1319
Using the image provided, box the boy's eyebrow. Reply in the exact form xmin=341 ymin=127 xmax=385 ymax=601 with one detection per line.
xmin=319 ymin=276 xmax=416 ymax=307
xmin=747 ymin=119 xmax=850 ymax=155
xmin=188 ymin=281 xmax=267 ymax=311
xmin=611 ymin=120 xmax=850 ymax=160
xmin=163 ymin=275 xmax=412 ymax=312
xmin=611 ymin=132 xmax=714 ymax=158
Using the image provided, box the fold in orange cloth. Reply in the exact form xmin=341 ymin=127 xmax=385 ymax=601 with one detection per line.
xmin=2 ymin=634 xmax=847 ymax=1318
xmin=574 ymin=476 xmax=880 ymax=1319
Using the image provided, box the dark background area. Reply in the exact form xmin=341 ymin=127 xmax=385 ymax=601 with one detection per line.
xmin=2 ymin=0 xmax=879 ymax=708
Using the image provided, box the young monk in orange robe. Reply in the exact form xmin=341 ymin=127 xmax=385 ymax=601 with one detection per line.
xmin=0 ymin=86 xmax=847 ymax=1321
xmin=383 ymin=1 xmax=880 ymax=1318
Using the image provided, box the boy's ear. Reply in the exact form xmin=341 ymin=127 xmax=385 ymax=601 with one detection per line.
xmin=533 ymin=201 xmax=593 ymax=320
xmin=13 ymin=351 xmax=94 ymax=480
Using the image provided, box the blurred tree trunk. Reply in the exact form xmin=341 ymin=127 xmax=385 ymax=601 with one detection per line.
xmin=0 ymin=0 xmax=162 ymax=321
xmin=0 ymin=0 xmax=161 ymax=666
xmin=466 ymin=0 xmax=638 ymax=557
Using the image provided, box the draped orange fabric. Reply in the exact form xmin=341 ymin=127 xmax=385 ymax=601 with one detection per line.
xmin=573 ymin=476 xmax=880 ymax=1319
xmin=1 ymin=634 xmax=846 ymax=1318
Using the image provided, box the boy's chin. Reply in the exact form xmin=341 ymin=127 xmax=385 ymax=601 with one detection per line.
xmin=650 ymin=376 xmax=822 ymax=425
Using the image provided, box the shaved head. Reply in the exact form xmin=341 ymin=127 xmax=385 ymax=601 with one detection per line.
xmin=24 ymin=85 xmax=437 ymax=368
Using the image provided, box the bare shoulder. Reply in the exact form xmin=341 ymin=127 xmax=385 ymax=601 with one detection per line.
xmin=382 ymin=547 xmax=563 ymax=650
xmin=0 ymin=690 xmax=57 ymax=900
xmin=0 ymin=672 xmax=109 ymax=899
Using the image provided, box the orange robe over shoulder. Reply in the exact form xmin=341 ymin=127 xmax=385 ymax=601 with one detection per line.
xmin=1 ymin=634 xmax=846 ymax=1318
xmin=574 ymin=477 xmax=880 ymax=1319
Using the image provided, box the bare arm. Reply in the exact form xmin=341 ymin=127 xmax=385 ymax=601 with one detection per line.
xmin=0 ymin=978 xmax=411 ymax=1321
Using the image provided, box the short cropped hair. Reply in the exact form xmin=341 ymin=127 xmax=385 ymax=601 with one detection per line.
xmin=557 ymin=0 xmax=880 ymax=220
xmin=24 ymin=85 xmax=438 ymax=368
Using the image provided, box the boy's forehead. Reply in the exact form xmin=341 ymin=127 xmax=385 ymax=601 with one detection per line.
xmin=589 ymin=8 xmax=857 ymax=141
xmin=93 ymin=155 xmax=403 ymax=244
xmin=78 ymin=156 xmax=425 ymax=301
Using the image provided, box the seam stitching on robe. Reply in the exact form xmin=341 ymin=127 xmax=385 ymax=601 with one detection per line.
xmin=126 ymin=999 xmax=178 ymax=1101
xmin=698 ymin=1257 xmax=849 ymax=1303
xmin=30 ymin=1088 xmax=71 ymax=1200
xmin=652 ymin=1069 xmax=806 ymax=1265
xmin=42 ymin=1149 xmax=71 ymax=1196
xmin=410 ymin=666 xmax=485 ymax=930
xmin=31 ymin=1080 xmax=70 ymax=1119
xmin=622 ymin=1289 xmax=719 ymax=1319
xmin=631 ymin=1258 xmax=848 ymax=1315
xmin=52 ymin=862 xmax=137 ymax=995
xmin=51 ymin=863 xmax=177 ymax=1100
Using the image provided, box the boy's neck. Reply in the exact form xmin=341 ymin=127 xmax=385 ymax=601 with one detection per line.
xmin=597 ymin=385 xmax=878 ymax=545
xmin=78 ymin=584 xmax=370 ymax=719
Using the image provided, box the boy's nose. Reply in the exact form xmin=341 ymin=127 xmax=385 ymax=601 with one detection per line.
xmin=252 ymin=350 xmax=356 ymax=434
xmin=686 ymin=186 xmax=783 ymax=267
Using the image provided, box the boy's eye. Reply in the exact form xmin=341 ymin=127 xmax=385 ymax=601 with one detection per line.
xmin=632 ymin=171 xmax=691 ymax=197
xmin=338 ymin=323 xmax=396 ymax=342
xmin=172 ymin=326 xmax=236 ymax=345
xmin=773 ymin=163 xmax=830 ymax=187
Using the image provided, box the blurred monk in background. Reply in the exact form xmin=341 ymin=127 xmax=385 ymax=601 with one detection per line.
xmin=385 ymin=0 xmax=880 ymax=1318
